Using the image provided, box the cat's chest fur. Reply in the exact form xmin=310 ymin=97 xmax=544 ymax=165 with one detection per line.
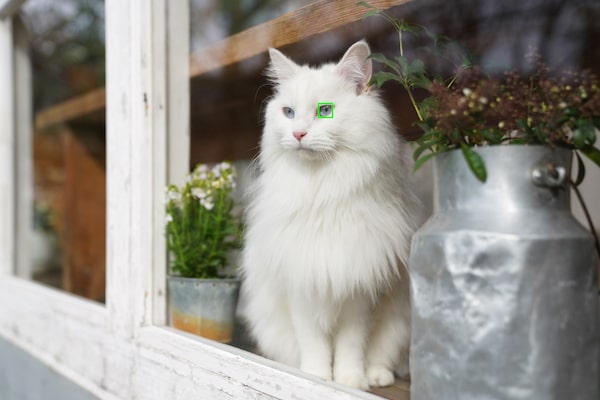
xmin=247 ymin=154 xmax=405 ymax=298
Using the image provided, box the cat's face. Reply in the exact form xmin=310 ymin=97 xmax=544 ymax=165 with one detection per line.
xmin=263 ymin=41 xmax=374 ymax=162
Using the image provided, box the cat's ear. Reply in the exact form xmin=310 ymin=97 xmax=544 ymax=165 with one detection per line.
xmin=267 ymin=48 xmax=300 ymax=82
xmin=336 ymin=40 xmax=372 ymax=94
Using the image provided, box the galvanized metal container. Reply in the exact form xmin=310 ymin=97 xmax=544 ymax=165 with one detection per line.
xmin=167 ymin=276 xmax=241 ymax=343
xmin=409 ymin=145 xmax=599 ymax=400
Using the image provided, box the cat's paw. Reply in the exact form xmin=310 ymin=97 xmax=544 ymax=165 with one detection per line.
xmin=300 ymin=362 xmax=332 ymax=381
xmin=366 ymin=364 xmax=395 ymax=387
xmin=394 ymin=361 xmax=410 ymax=381
xmin=334 ymin=370 xmax=369 ymax=391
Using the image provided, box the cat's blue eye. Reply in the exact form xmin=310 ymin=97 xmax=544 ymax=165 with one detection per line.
xmin=319 ymin=104 xmax=333 ymax=118
xmin=282 ymin=107 xmax=295 ymax=119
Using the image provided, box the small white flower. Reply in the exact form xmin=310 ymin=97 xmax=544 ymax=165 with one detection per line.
xmin=165 ymin=214 xmax=173 ymax=223
xmin=201 ymin=200 xmax=214 ymax=210
xmin=191 ymin=187 xmax=207 ymax=199
xmin=450 ymin=109 xmax=457 ymax=115
xmin=220 ymin=161 xmax=231 ymax=171
xmin=462 ymin=88 xmax=472 ymax=96
xmin=198 ymin=164 xmax=209 ymax=173
xmin=167 ymin=190 xmax=182 ymax=203
xmin=479 ymin=96 xmax=488 ymax=104
xmin=559 ymin=101 xmax=567 ymax=109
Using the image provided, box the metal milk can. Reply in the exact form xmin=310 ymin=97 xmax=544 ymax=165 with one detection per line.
xmin=409 ymin=145 xmax=599 ymax=400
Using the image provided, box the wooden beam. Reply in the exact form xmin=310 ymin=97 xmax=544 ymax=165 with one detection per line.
xmin=0 ymin=17 xmax=14 ymax=276
xmin=34 ymin=87 xmax=106 ymax=131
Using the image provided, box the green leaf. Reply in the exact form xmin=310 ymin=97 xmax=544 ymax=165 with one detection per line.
xmin=398 ymin=20 xmax=418 ymax=33
xmin=413 ymin=144 xmax=431 ymax=161
xmin=573 ymin=126 xmax=587 ymax=148
xmin=369 ymin=71 xmax=402 ymax=88
xmin=410 ymin=74 xmax=433 ymax=90
xmin=361 ymin=9 xmax=380 ymax=20
xmin=369 ymin=53 xmax=402 ymax=75
xmin=413 ymin=152 xmax=437 ymax=172
xmin=578 ymin=119 xmax=597 ymax=145
xmin=413 ymin=138 xmax=444 ymax=160
xmin=408 ymin=59 xmax=425 ymax=75
xmin=580 ymin=145 xmax=600 ymax=167
xmin=461 ymin=143 xmax=487 ymax=182
xmin=394 ymin=55 xmax=409 ymax=75
xmin=356 ymin=1 xmax=376 ymax=9
xmin=574 ymin=151 xmax=586 ymax=186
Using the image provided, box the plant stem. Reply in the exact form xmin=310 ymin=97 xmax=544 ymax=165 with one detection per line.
xmin=398 ymin=29 xmax=403 ymax=58
xmin=168 ymin=207 xmax=185 ymax=273
xmin=396 ymin=22 xmax=423 ymax=122
xmin=404 ymin=84 xmax=424 ymax=122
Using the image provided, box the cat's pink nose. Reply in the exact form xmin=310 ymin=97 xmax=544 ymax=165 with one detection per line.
xmin=293 ymin=131 xmax=307 ymax=141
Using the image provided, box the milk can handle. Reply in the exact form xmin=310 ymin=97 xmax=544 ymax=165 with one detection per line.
xmin=531 ymin=163 xmax=567 ymax=188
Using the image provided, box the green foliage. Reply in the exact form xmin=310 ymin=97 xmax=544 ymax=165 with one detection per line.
xmin=359 ymin=2 xmax=600 ymax=183
xmin=165 ymin=162 xmax=242 ymax=279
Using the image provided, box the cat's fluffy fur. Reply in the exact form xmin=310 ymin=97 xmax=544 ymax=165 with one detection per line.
xmin=240 ymin=41 xmax=417 ymax=390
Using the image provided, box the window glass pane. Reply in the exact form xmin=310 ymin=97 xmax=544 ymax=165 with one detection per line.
xmin=184 ymin=0 xmax=599 ymax=302
xmin=190 ymin=0 xmax=310 ymax=52
xmin=182 ymin=5 xmax=599 ymax=396
xmin=22 ymin=0 xmax=106 ymax=303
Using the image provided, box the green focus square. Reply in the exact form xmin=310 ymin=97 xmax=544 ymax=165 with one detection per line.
xmin=317 ymin=102 xmax=334 ymax=119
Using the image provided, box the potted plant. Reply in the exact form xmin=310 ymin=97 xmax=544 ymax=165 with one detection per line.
xmin=165 ymin=161 xmax=242 ymax=343
xmin=361 ymin=3 xmax=599 ymax=399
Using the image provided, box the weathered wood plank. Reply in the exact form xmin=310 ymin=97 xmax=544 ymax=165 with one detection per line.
xmin=0 ymin=17 xmax=14 ymax=277
xmin=105 ymin=0 xmax=163 ymax=336
xmin=34 ymin=88 xmax=106 ymax=130
xmin=370 ymin=379 xmax=411 ymax=400
xmin=0 ymin=276 xmax=390 ymax=400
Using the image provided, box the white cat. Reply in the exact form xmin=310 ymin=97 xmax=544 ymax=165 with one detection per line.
xmin=240 ymin=40 xmax=418 ymax=390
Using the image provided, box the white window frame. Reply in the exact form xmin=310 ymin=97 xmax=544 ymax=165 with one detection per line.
xmin=0 ymin=1 xmax=380 ymax=398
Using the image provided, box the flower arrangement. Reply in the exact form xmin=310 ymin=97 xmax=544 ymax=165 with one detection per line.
xmin=416 ymin=65 xmax=600 ymax=182
xmin=359 ymin=2 xmax=600 ymax=183
xmin=165 ymin=162 xmax=241 ymax=279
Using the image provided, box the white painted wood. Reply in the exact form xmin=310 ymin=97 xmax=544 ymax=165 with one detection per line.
xmin=105 ymin=0 xmax=159 ymax=337
xmin=166 ymin=0 xmax=190 ymax=188
xmin=0 ymin=278 xmax=109 ymax=389
xmin=151 ymin=0 xmax=169 ymax=328
xmin=137 ymin=327 xmax=382 ymax=400
xmin=151 ymin=0 xmax=191 ymax=328
xmin=0 ymin=17 xmax=14 ymax=277
xmin=0 ymin=0 xmax=24 ymax=18
xmin=0 ymin=277 xmax=380 ymax=399
xmin=14 ymin=17 xmax=33 ymax=279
